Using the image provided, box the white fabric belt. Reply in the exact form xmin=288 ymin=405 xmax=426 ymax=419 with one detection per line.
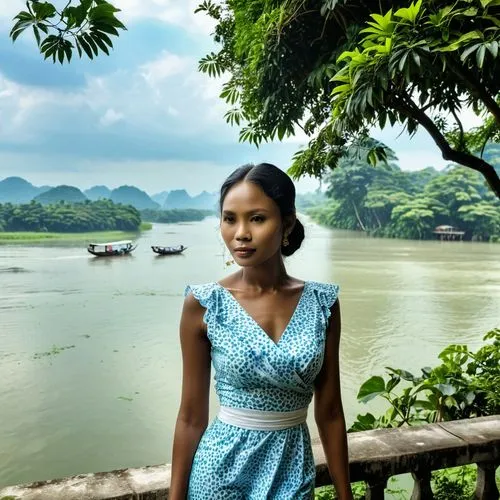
xmin=217 ymin=405 xmax=308 ymax=431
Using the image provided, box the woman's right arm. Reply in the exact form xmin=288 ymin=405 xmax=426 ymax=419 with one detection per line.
xmin=169 ymin=293 xmax=211 ymax=499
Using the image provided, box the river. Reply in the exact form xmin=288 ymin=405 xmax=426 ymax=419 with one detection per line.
xmin=0 ymin=217 xmax=498 ymax=488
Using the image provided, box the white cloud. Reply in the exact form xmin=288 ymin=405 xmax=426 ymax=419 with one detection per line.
xmin=114 ymin=0 xmax=215 ymax=34
xmin=140 ymin=51 xmax=189 ymax=87
xmin=100 ymin=108 xmax=125 ymax=127
xmin=167 ymin=106 xmax=179 ymax=117
xmin=0 ymin=1 xmax=25 ymax=26
xmin=0 ymin=75 xmax=68 ymax=138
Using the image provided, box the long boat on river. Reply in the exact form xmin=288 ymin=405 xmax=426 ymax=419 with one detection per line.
xmin=151 ymin=244 xmax=187 ymax=256
xmin=87 ymin=240 xmax=136 ymax=257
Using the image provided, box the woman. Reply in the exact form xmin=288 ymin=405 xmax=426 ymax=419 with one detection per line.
xmin=169 ymin=163 xmax=353 ymax=499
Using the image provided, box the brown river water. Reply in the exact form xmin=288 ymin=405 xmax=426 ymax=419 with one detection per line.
xmin=0 ymin=217 xmax=498 ymax=488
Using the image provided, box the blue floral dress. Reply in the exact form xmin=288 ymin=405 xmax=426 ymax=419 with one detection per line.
xmin=184 ymin=280 xmax=339 ymax=499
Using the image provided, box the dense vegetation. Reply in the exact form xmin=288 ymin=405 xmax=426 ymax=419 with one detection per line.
xmin=307 ymin=150 xmax=500 ymax=241
xmin=317 ymin=328 xmax=500 ymax=499
xmin=196 ymin=0 xmax=500 ymax=196
xmin=141 ymin=208 xmax=214 ymax=223
xmin=0 ymin=199 xmax=141 ymax=232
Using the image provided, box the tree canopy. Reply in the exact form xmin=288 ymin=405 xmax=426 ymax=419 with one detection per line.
xmin=0 ymin=199 xmax=141 ymax=232
xmin=11 ymin=0 xmax=500 ymax=198
xmin=308 ymin=145 xmax=500 ymax=241
xmin=195 ymin=0 xmax=500 ymax=197
xmin=10 ymin=0 xmax=125 ymax=63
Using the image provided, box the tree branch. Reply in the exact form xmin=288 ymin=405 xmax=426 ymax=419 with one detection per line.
xmin=394 ymin=95 xmax=500 ymax=198
xmin=448 ymin=59 xmax=500 ymax=125
xmin=450 ymin=105 xmax=465 ymax=150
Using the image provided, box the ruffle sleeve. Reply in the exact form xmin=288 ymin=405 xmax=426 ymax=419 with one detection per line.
xmin=184 ymin=282 xmax=219 ymax=328
xmin=310 ymin=282 xmax=340 ymax=325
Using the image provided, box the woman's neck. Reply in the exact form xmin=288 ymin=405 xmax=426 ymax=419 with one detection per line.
xmin=236 ymin=255 xmax=289 ymax=291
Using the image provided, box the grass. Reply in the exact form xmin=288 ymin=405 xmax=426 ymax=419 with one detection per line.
xmin=0 ymin=223 xmax=152 ymax=244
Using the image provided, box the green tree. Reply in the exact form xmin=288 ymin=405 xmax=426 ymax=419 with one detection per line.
xmin=0 ymin=199 xmax=142 ymax=233
xmin=457 ymin=201 xmax=500 ymax=241
xmin=195 ymin=0 xmax=500 ymax=197
xmin=390 ymin=195 xmax=448 ymax=239
xmin=11 ymin=0 xmax=125 ymax=63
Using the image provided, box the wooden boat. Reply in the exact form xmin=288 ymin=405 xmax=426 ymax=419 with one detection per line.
xmin=87 ymin=240 xmax=136 ymax=257
xmin=151 ymin=244 xmax=187 ymax=256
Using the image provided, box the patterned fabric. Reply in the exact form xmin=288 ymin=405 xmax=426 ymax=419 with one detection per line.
xmin=184 ymin=280 xmax=339 ymax=499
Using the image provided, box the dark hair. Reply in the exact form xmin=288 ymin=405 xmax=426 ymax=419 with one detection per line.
xmin=219 ymin=163 xmax=305 ymax=256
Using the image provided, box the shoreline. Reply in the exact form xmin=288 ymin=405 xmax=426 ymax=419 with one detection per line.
xmin=0 ymin=224 xmax=152 ymax=244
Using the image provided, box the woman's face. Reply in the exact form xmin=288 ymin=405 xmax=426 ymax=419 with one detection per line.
xmin=220 ymin=181 xmax=285 ymax=267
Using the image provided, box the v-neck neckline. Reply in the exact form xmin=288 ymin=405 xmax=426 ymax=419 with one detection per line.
xmin=215 ymin=281 xmax=308 ymax=347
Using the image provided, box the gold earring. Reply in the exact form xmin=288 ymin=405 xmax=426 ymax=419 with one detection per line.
xmin=282 ymin=235 xmax=289 ymax=247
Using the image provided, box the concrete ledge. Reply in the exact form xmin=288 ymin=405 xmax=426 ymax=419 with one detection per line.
xmin=1 ymin=416 xmax=499 ymax=499
xmin=313 ymin=415 xmax=500 ymax=484
xmin=0 ymin=465 xmax=171 ymax=500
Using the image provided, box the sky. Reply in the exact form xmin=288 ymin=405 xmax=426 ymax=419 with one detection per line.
xmin=0 ymin=1 xmax=476 ymax=196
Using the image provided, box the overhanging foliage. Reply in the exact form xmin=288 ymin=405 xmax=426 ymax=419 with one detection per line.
xmin=10 ymin=0 xmax=125 ymax=63
xmin=196 ymin=0 xmax=500 ymax=197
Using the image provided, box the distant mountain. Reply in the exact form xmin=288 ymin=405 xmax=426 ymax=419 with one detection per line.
xmin=163 ymin=189 xmax=192 ymax=209
xmin=110 ymin=185 xmax=160 ymax=210
xmin=152 ymin=190 xmax=169 ymax=206
xmin=85 ymin=185 xmax=111 ymax=201
xmin=0 ymin=177 xmax=47 ymax=203
xmin=34 ymin=185 xmax=88 ymax=205
xmin=192 ymin=191 xmax=218 ymax=210
xmin=163 ymin=189 xmax=217 ymax=210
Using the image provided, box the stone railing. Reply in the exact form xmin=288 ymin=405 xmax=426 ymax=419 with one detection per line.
xmin=1 ymin=415 xmax=498 ymax=500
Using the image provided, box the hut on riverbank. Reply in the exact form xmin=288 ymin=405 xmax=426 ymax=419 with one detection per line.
xmin=433 ymin=225 xmax=465 ymax=241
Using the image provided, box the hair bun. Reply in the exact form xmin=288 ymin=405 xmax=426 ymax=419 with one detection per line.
xmin=282 ymin=218 xmax=304 ymax=256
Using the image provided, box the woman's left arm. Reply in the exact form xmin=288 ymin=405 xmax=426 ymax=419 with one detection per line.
xmin=314 ymin=298 xmax=353 ymax=500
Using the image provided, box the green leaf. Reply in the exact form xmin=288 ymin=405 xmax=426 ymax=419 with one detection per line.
xmin=386 ymin=375 xmax=401 ymax=393
xmin=75 ymin=40 xmax=83 ymax=58
xmin=386 ymin=367 xmax=415 ymax=381
xmin=92 ymin=28 xmax=114 ymax=47
xmin=92 ymin=32 xmax=110 ymax=55
xmin=434 ymin=383 xmax=456 ymax=396
xmin=412 ymin=51 xmax=421 ymax=67
xmin=348 ymin=412 xmax=377 ymax=431
xmin=83 ymin=33 xmax=99 ymax=56
xmin=414 ymin=399 xmax=435 ymax=410
xmin=58 ymin=46 xmax=65 ymax=64
xmin=32 ymin=24 xmax=41 ymax=47
xmin=485 ymin=41 xmax=498 ymax=59
xmin=10 ymin=19 xmax=33 ymax=42
xmin=78 ymin=35 xmax=94 ymax=59
xmin=460 ymin=43 xmax=481 ymax=62
xmin=32 ymin=2 xmax=56 ymax=20
xmin=63 ymin=41 xmax=73 ymax=63
xmin=89 ymin=3 xmax=121 ymax=19
xmin=357 ymin=376 xmax=386 ymax=403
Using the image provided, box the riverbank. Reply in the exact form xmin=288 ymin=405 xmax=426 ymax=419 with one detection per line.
xmin=0 ymin=223 xmax=152 ymax=244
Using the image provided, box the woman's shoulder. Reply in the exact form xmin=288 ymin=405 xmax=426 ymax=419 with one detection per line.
xmin=184 ymin=281 xmax=219 ymax=301
xmin=306 ymin=280 xmax=340 ymax=293
xmin=305 ymin=280 xmax=340 ymax=306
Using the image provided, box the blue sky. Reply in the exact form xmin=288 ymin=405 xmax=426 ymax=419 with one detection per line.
xmin=0 ymin=1 xmax=464 ymax=196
